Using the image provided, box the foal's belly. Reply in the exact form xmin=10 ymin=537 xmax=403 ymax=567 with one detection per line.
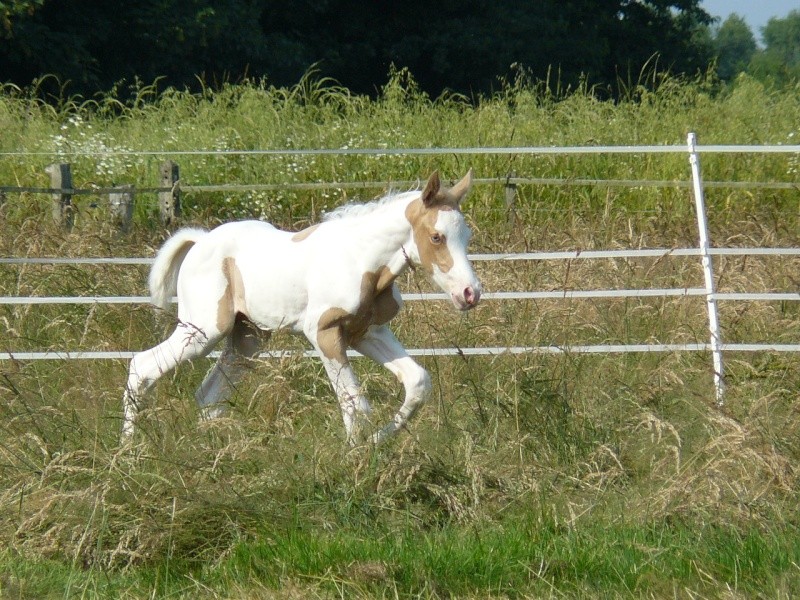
xmin=229 ymin=228 xmax=311 ymax=334
xmin=246 ymin=293 xmax=307 ymax=335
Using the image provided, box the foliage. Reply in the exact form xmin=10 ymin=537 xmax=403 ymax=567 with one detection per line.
xmin=711 ymin=10 xmax=800 ymax=86
xmin=714 ymin=14 xmax=758 ymax=81
xmin=750 ymin=10 xmax=800 ymax=86
xmin=0 ymin=0 xmax=42 ymax=35
xmin=0 ymin=0 xmax=714 ymax=99
xmin=0 ymin=75 xmax=799 ymax=598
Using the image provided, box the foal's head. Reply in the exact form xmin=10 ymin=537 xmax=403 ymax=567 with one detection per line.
xmin=405 ymin=170 xmax=482 ymax=310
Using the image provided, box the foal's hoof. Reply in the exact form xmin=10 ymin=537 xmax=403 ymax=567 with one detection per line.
xmin=199 ymin=405 xmax=227 ymax=421
xmin=371 ymin=421 xmax=401 ymax=446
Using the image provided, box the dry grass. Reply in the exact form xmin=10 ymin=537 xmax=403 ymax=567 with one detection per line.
xmin=0 ymin=76 xmax=799 ymax=596
xmin=2 ymin=207 xmax=797 ymax=573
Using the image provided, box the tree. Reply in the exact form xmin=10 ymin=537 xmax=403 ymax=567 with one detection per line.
xmin=270 ymin=0 xmax=714 ymax=97
xmin=0 ymin=1 xmax=271 ymax=96
xmin=714 ymin=14 xmax=757 ymax=81
xmin=606 ymin=0 xmax=713 ymax=84
xmin=0 ymin=0 xmax=42 ymax=36
xmin=749 ymin=10 xmax=800 ymax=85
xmin=0 ymin=0 xmax=716 ymax=99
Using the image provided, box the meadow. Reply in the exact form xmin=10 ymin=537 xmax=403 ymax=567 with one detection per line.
xmin=0 ymin=71 xmax=799 ymax=598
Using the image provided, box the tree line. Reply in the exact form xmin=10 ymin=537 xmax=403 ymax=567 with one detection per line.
xmin=712 ymin=11 xmax=800 ymax=86
xmin=0 ymin=0 xmax=798 ymax=100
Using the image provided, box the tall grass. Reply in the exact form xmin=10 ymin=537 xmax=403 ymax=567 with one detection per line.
xmin=0 ymin=71 xmax=799 ymax=598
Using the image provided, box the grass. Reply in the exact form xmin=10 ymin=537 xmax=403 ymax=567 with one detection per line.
xmin=0 ymin=70 xmax=799 ymax=597
xmin=215 ymin=521 xmax=800 ymax=597
xmin=2 ymin=516 xmax=798 ymax=597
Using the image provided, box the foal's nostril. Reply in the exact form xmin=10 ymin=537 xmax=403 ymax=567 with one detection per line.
xmin=464 ymin=286 xmax=479 ymax=306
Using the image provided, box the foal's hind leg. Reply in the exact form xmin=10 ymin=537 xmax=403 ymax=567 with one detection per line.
xmin=122 ymin=321 xmax=223 ymax=440
xmin=194 ymin=314 xmax=263 ymax=420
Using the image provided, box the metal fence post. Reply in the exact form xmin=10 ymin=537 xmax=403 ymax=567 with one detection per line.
xmin=687 ymin=132 xmax=725 ymax=405
xmin=45 ymin=163 xmax=73 ymax=229
xmin=159 ymin=160 xmax=180 ymax=225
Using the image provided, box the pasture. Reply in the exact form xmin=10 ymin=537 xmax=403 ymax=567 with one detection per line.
xmin=1 ymin=72 xmax=799 ymax=598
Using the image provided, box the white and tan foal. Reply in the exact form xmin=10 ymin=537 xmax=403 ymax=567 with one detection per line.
xmin=122 ymin=169 xmax=481 ymax=444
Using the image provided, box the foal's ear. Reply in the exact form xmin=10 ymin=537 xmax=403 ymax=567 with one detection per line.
xmin=448 ymin=168 xmax=474 ymax=206
xmin=421 ymin=170 xmax=441 ymax=208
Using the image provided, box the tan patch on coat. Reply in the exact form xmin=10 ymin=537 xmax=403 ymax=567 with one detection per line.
xmin=404 ymin=199 xmax=455 ymax=274
xmin=316 ymin=307 xmax=350 ymax=363
xmin=316 ymin=266 xmax=401 ymax=362
xmin=292 ymin=224 xmax=320 ymax=242
xmin=217 ymin=257 xmax=247 ymax=332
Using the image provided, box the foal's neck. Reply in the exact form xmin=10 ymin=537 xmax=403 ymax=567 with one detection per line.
xmin=358 ymin=195 xmax=416 ymax=276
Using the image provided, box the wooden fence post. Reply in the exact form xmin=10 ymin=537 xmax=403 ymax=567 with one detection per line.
xmin=159 ymin=160 xmax=180 ymax=225
xmin=45 ymin=163 xmax=73 ymax=229
xmin=109 ymin=184 xmax=135 ymax=232
xmin=504 ymin=171 xmax=517 ymax=225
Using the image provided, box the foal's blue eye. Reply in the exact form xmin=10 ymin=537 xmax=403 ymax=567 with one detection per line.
xmin=430 ymin=233 xmax=444 ymax=245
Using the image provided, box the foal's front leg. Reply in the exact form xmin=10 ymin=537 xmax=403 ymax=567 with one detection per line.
xmin=355 ymin=325 xmax=432 ymax=444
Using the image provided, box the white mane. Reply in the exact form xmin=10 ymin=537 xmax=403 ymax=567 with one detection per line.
xmin=322 ymin=190 xmax=419 ymax=222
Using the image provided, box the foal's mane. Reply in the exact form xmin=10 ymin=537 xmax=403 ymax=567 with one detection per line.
xmin=322 ymin=189 xmax=418 ymax=222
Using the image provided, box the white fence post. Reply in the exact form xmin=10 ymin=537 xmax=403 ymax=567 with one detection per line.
xmin=687 ymin=132 xmax=725 ymax=405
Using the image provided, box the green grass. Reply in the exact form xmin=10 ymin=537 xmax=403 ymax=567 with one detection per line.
xmin=3 ymin=519 xmax=799 ymax=598
xmin=1 ymin=70 xmax=799 ymax=598
xmin=217 ymin=520 xmax=800 ymax=597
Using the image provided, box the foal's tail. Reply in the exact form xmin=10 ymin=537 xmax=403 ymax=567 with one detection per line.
xmin=149 ymin=227 xmax=207 ymax=310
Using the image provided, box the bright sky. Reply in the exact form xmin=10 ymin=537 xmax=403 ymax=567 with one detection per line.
xmin=701 ymin=0 xmax=797 ymax=41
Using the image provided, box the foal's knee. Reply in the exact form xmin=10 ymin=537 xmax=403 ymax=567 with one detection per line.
xmin=406 ymin=365 xmax=432 ymax=403
xmin=126 ymin=352 xmax=152 ymax=396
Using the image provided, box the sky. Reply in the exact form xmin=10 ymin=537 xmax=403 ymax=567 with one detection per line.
xmin=701 ymin=0 xmax=798 ymax=41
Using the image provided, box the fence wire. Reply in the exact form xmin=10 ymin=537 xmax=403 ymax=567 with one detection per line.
xmin=2 ymin=142 xmax=800 ymax=366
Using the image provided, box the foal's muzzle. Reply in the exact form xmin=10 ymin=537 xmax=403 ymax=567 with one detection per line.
xmin=453 ymin=284 xmax=481 ymax=311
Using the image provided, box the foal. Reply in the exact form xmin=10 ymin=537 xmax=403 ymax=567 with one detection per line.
xmin=122 ymin=169 xmax=482 ymax=444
